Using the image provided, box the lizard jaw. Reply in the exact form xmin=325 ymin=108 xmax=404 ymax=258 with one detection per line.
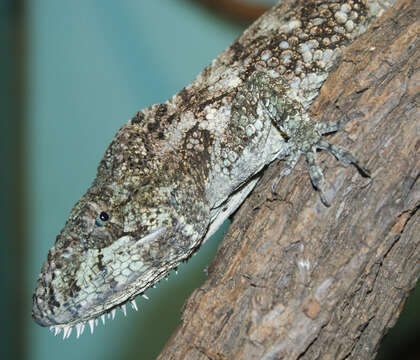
xmin=47 ymin=291 xmax=150 ymax=339
xmin=46 ymin=266 xmax=179 ymax=340
xmin=32 ymin=227 xmax=177 ymax=336
xmin=48 ymin=299 xmax=138 ymax=339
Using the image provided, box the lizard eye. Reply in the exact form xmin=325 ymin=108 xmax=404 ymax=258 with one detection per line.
xmin=95 ymin=211 xmax=110 ymax=227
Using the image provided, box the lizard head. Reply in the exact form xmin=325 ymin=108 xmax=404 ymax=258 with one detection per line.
xmin=31 ymin=142 xmax=195 ymax=337
xmin=31 ymin=178 xmax=189 ymax=336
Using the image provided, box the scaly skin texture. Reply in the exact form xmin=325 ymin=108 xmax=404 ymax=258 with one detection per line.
xmin=32 ymin=0 xmax=396 ymax=338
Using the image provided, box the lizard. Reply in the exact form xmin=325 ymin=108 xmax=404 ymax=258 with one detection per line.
xmin=32 ymin=0 xmax=397 ymax=339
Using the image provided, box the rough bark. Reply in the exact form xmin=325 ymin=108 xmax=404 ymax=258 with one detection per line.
xmin=159 ymin=0 xmax=420 ymax=359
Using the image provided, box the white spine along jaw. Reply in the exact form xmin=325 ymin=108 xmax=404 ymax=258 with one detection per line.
xmin=49 ymin=296 xmax=142 ymax=340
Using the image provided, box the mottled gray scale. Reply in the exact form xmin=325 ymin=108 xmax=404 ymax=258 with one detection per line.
xmin=32 ymin=0 xmax=396 ymax=336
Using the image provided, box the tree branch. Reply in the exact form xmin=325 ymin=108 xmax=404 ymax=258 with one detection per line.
xmin=158 ymin=0 xmax=419 ymax=358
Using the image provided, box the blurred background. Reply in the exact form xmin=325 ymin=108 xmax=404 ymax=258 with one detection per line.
xmin=0 ymin=1 xmax=418 ymax=359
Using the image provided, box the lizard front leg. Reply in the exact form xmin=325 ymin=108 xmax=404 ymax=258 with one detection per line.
xmin=251 ymin=71 xmax=370 ymax=205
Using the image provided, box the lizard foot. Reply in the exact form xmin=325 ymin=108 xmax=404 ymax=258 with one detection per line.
xmin=271 ymin=121 xmax=370 ymax=206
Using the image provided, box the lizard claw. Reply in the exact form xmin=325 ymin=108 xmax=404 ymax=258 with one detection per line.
xmin=271 ymin=175 xmax=281 ymax=194
xmin=318 ymin=187 xmax=331 ymax=207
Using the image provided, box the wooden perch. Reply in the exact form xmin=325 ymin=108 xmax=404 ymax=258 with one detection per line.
xmin=158 ymin=0 xmax=419 ymax=358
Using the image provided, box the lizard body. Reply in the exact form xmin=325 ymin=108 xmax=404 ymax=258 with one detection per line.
xmin=32 ymin=0 xmax=396 ymax=338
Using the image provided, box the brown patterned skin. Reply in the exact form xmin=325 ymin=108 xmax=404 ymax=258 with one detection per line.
xmin=32 ymin=0 xmax=396 ymax=339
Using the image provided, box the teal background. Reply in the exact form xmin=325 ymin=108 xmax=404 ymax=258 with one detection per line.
xmin=0 ymin=1 xmax=418 ymax=359
xmin=6 ymin=1 xmax=243 ymax=359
